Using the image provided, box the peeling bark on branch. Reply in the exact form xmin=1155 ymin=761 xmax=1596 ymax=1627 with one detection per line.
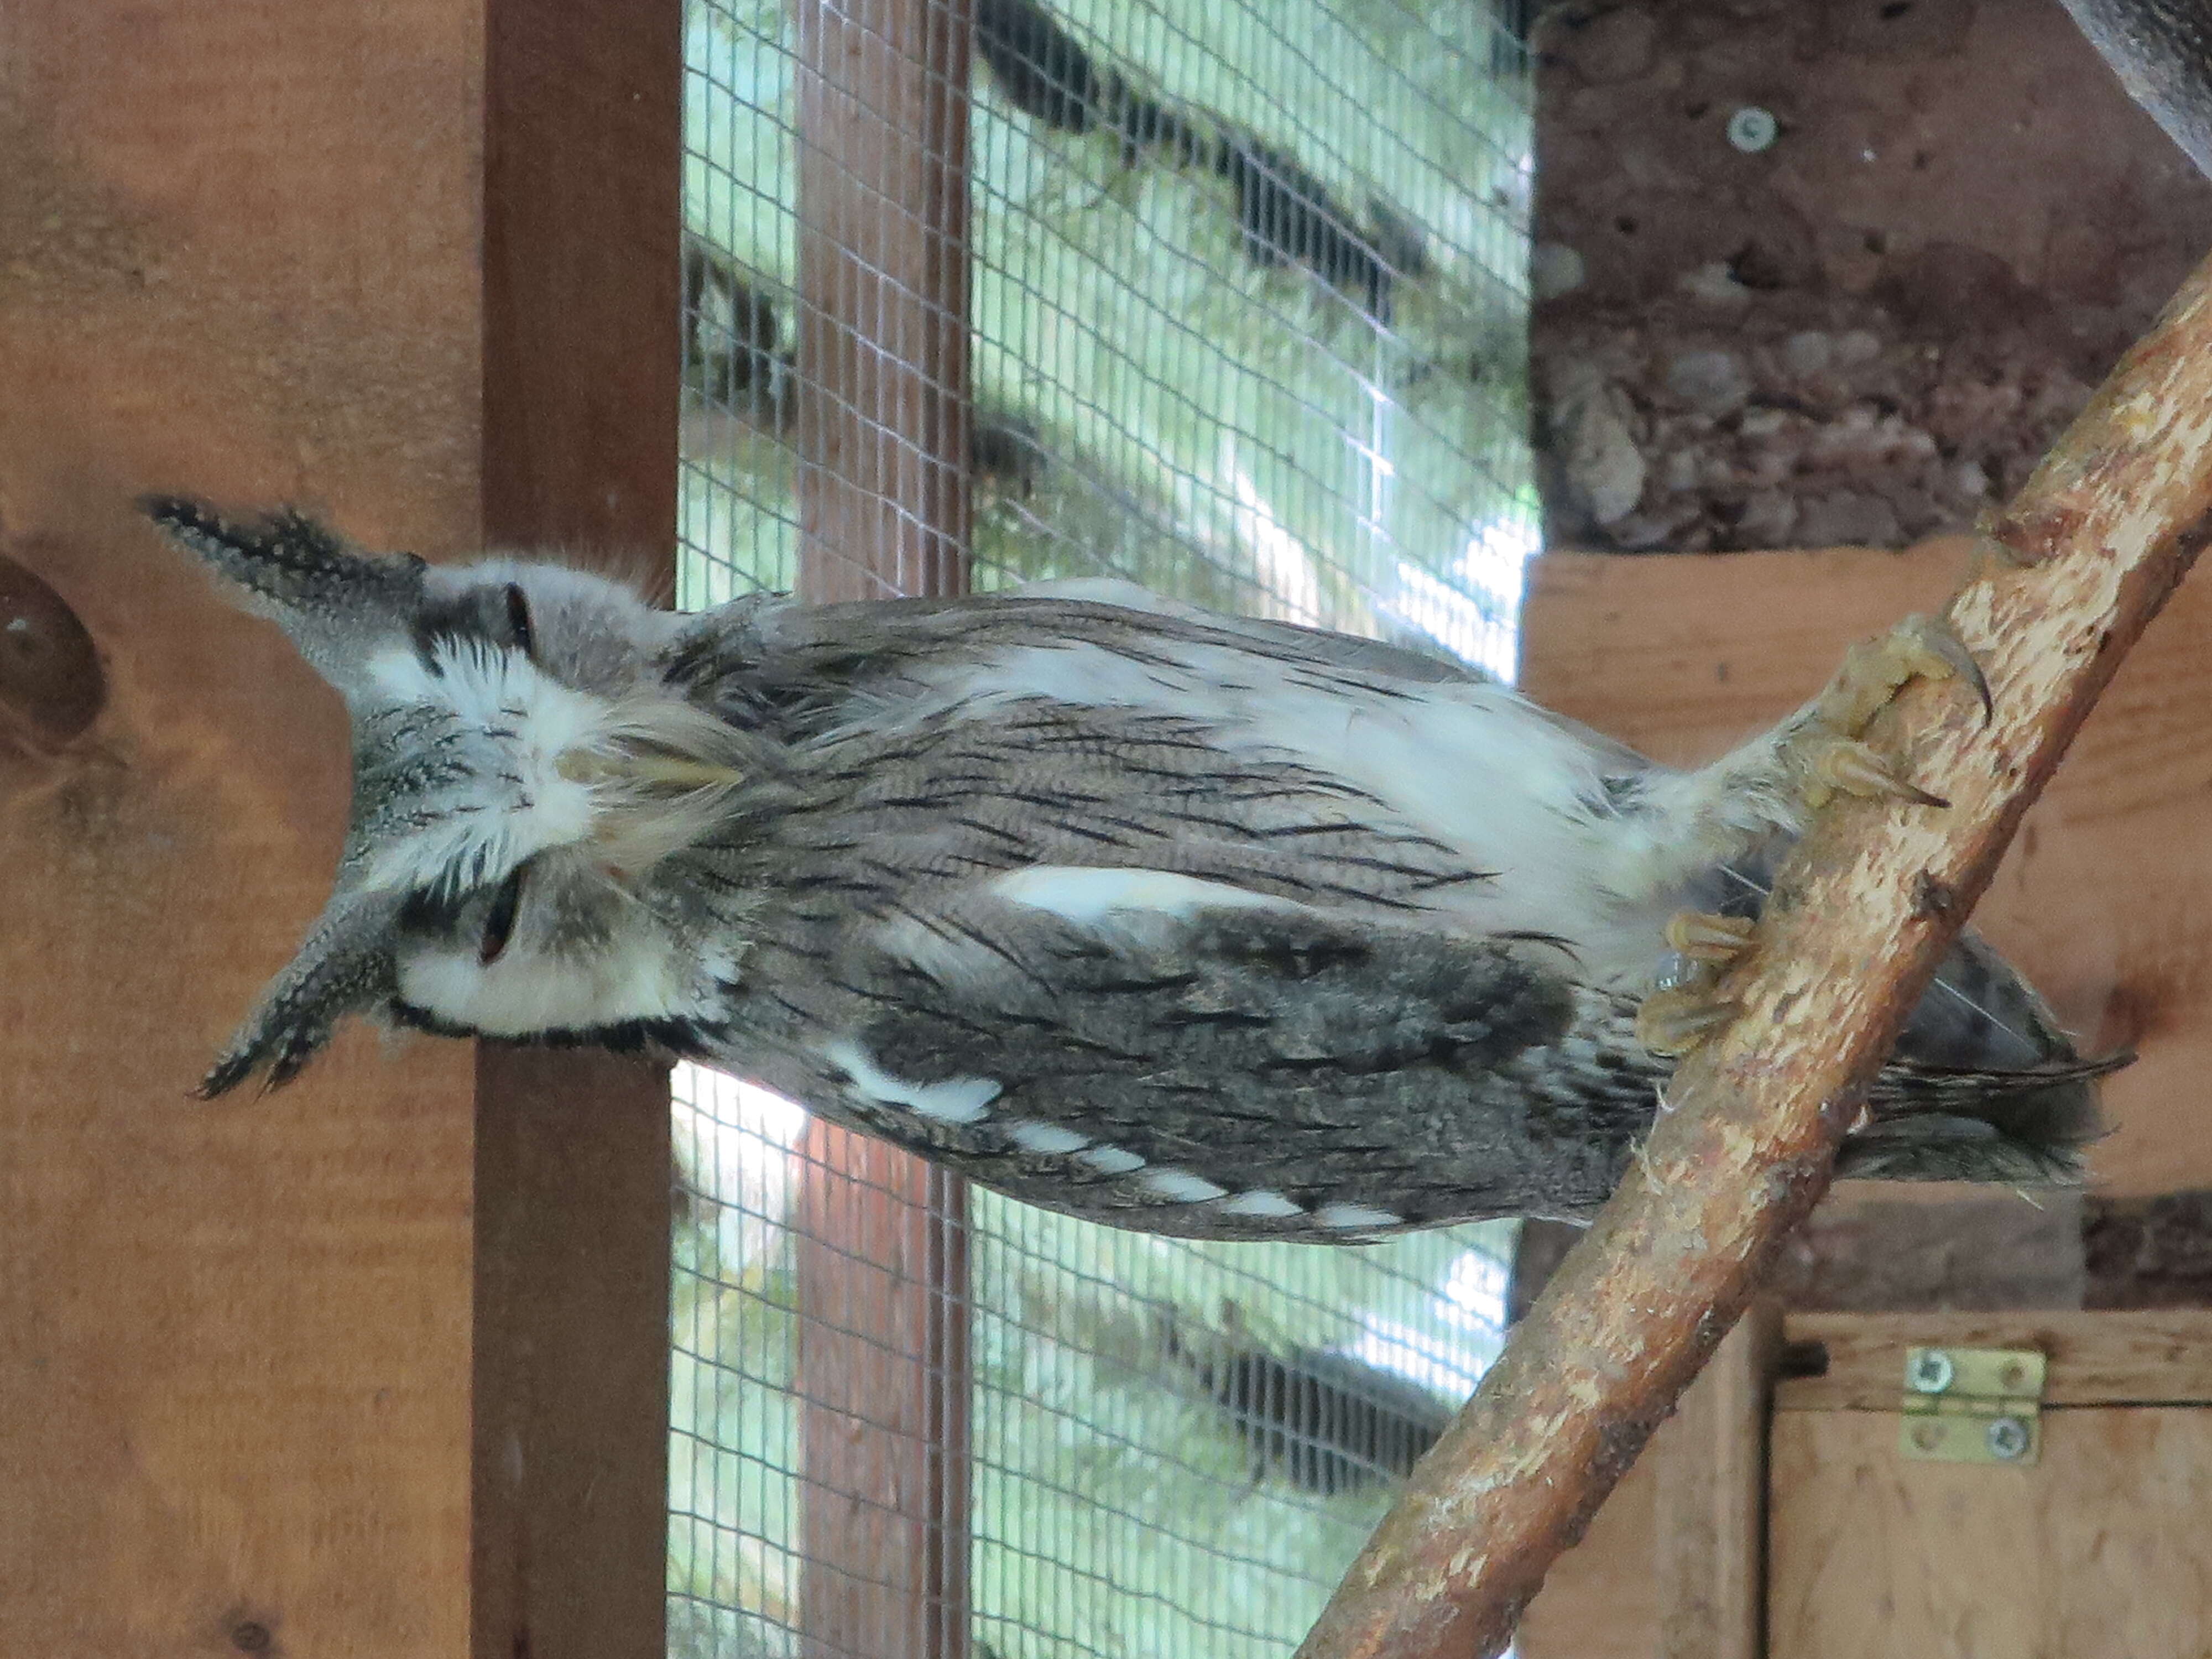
xmin=1296 ymin=251 xmax=2212 ymax=1659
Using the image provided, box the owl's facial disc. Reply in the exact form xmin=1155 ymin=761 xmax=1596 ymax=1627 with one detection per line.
xmin=153 ymin=504 xmax=745 ymax=1082
xmin=348 ymin=589 xmax=747 ymax=899
xmin=349 ymin=638 xmax=610 ymax=896
xmin=345 ymin=568 xmax=755 ymax=1040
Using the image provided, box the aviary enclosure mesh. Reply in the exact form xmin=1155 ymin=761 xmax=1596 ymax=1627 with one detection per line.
xmin=667 ymin=2 xmax=1536 ymax=1655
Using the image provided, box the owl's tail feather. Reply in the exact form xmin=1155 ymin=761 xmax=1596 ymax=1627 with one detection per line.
xmin=1843 ymin=1048 xmax=2128 ymax=1184
xmin=1817 ymin=918 xmax=2124 ymax=1184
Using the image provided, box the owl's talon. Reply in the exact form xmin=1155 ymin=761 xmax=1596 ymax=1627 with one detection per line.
xmin=1781 ymin=614 xmax=1984 ymax=817
xmin=1808 ymin=735 xmax=1950 ymax=811
xmin=1663 ymin=910 xmax=1756 ymax=964
xmin=1814 ymin=614 xmax=1989 ymax=741
xmin=1636 ymin=986 xmax=1742 ymax=1057
xmin=1896 ymin=613 xmax=1992 ymax=726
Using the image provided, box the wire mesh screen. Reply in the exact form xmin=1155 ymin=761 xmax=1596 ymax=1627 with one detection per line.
xmin=670 ymin=0 xmax=1536 ymax=1654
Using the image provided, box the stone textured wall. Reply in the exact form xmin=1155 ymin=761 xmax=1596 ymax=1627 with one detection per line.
xmin=1531 ymin=0 xmax=2212 ymax=550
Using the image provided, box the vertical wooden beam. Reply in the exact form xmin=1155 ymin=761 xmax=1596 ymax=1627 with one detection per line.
xmin=1654 ymin=1303 xmax=1781 ymax=1659
xmin=472 ymin=1 xmax=682 ymax=1652
xmin=484 ymin=0 xmax=684 ymax=549
xmin=794 ymin=1140 xmax=973 ymax=1659
xmin=0 ymin=3 xmax=679 ymax=1655
xmin=788 ymin=2 xmax=974 ymax=1656
xmin=473 ymin=1047 xmax=676 ymax=1659
xmin=792 ymin=0 xmax=973 ymax=603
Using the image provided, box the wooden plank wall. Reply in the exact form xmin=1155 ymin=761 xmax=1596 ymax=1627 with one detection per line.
xmin=0 ymin=3 xmax=677 ymax=1655
xmin=1769 ymin=1311 xmax=2212 ymax=1655
xmin=1771 ymin=1405 xmax=2212 ymax=1654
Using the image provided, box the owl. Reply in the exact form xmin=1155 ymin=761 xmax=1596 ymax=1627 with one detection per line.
xmin=147 ymin=497 xmax=2116 ymax=1241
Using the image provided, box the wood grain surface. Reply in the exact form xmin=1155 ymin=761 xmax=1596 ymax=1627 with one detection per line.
xmin=1518 ymin=1308 xmax=1780 ymax=1659
xmin=1779 ymin=1308 xmax=2212 ymax=1411
xmin=1771 ymin=1406 xmax=2212 ymax=1657
xmin=0 ymin=3 xmax=679 ymax=1654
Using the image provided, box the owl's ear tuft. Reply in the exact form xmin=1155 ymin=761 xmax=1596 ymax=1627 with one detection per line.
xmin=141 ymin=494 xmax=429 ymax=688
xmin=140 ymin=494 xmax=427 ymax=601
xmin=197 ymin=892 xmax=402 ymax=1099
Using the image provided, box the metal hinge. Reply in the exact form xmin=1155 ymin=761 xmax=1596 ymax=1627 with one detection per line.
xmin=1899 ymin=1345 xmax=2046 ymax=1465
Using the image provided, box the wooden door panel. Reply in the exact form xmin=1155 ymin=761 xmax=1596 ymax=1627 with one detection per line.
xmin=1770 ymin=1408 xmax=2212 ymax=1657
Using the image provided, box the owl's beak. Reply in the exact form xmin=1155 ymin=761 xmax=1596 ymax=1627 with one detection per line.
xmin=555 ymin=744 xmax=743 ymax=867
xmin=555 ymin=748 xmax=746 ymax=792
xmin=548 ymin=698 xmax=757 ymax=868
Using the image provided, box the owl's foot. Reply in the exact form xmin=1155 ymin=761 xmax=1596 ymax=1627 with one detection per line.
xmin=1784 ymin=614 xmax=1989 ymax=813
xmin=1637 ymin=911 xmax=1755 ymax=1056
xmin=1594 ymin=616 xmax=1989 ymax=918
xmin=1665 ymin=909 xmax=1756 ymax=963
xmin=1632 ymin=620 xmax=1984 ymax=1061
xmin=1793 ymin=734 xmax=1950 ymax=811
xmin=1636 ymin=980 xmax=1741 ymax=1057
xmin=1820 ymin=613 xmax=1989 ymax=733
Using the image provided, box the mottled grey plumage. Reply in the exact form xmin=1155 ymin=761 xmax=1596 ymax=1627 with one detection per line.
xmin=147 ymin=497 xmax=2115 ymax=1241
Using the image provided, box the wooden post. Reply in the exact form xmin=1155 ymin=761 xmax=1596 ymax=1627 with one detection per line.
xmin=1654 ymin=1305 xmax=1782 ymax=1659
xmin=473 ymin=3 xmax=682 ymax=1650
xmin=0 ymin=3 xmax=679 ymax=1655
xmin=792 ymin=0 xmax=973 ymax=603
xmin=787 ymin=2 xmax=975 ymax=1657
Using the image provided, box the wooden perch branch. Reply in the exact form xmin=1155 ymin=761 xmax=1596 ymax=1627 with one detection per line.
xmin=1296 ymin=252 xmax=2212 ymax=1659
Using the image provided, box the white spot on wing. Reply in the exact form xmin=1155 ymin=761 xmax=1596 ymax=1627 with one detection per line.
xmin=1076 ymin=1145 xmax=1146 ymax=1176
xmin=1008 ymin=1120 xmax=1091 ymax=1155
xmin=993 ymin=867 xmax=1285 ymax=926
xmin=1316 ymin=1202 xmax=1403 ymax=1232
xmin=822 ymin=1038 xmax=1000 ymax=1125
xmin=1139 ymin=1167 xmax=1228 ymax=1204
xmin=1218 ymin=1188 xmax=1304 ymax=1219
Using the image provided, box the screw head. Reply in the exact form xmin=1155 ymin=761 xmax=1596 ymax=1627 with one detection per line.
xmin=1986 ymin=1415 xmax=2032 ymax=1461
xmin=1908 ymin=1349 xmax=1955 ymax=1393
xmin=1726 ymin=106 xmax=1780 ymax=153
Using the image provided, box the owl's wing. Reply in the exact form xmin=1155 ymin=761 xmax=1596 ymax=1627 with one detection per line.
xmin=765 ymin=866 xmax=1657 ymax=1240
xmin=674 ymin=587 xmax=1646 ymax=755
xmin=994 ymin=577 xmax=1499 ymax=683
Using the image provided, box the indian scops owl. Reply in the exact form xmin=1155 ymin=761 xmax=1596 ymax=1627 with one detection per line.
xmin=145 ymin=497 xmax=2116 ymax=1241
